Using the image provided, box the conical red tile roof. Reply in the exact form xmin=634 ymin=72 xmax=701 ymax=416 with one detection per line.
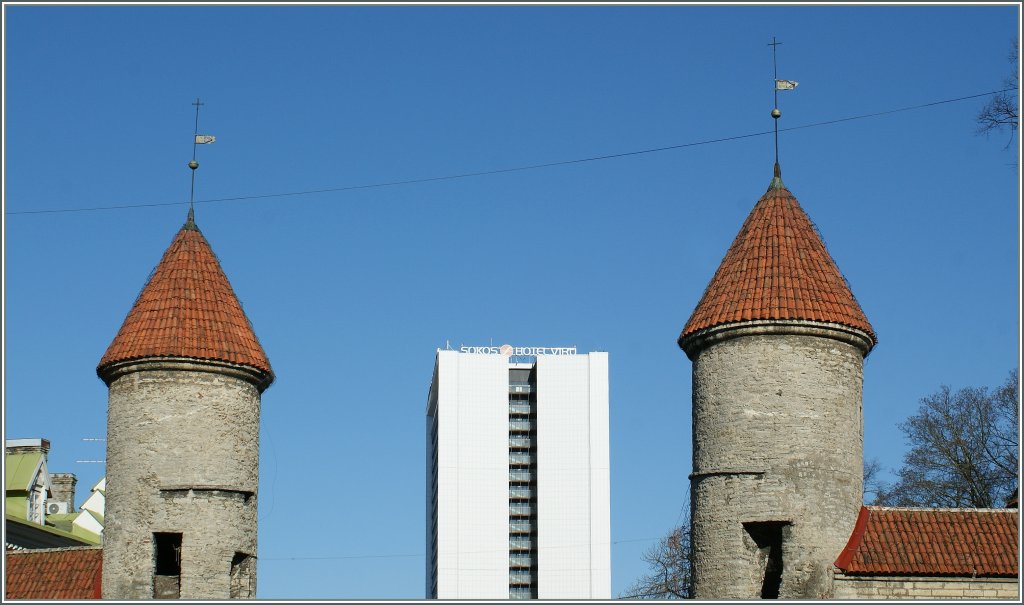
xmin=680 ymin=174 xmax=875 ymax=347
xmin=98 ymin=213 xmax=273 ymax=379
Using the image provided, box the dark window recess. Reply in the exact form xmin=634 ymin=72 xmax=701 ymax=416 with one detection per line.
xmin=153 ymin=532 xmax=182 ymax=599
xmin=743 ymin=522 xmax=788 ymax=599
xmin=230 ymin=552 xmax=256 ymax=599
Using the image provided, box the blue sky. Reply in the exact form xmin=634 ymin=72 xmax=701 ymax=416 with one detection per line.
xmin=3 ymin=3 xmax=1019 ymax=600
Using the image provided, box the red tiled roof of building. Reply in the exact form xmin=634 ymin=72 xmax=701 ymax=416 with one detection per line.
xmin=97 ymin=213 xmax=273 ymax=378
xmin=4 ymin=546 xmax=102 ymax=599
xmin=835 ymin=506 xmax=1019 ymax=577
xmin=679 ymin=174 xmax=875 ymax=346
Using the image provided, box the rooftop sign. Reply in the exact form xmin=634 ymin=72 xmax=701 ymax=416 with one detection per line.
xmin=460 ymin=344 xmax=576 ymax=356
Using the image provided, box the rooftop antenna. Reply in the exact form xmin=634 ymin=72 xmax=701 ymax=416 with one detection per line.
xmin=768 ymin=36 xmax=798 ymax=184
xmin=187 ymin=98 xmax=216 ymax=225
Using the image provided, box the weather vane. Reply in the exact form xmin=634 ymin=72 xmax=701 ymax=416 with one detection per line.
xmin=769 ymin=37 xmax=798 ymax=175
xmin=188 ymin=97 xmax=216 ymax=218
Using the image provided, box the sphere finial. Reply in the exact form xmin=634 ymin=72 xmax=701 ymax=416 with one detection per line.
xmin=771 ymin=108 xmax=781 ymax=119
xmin=188 ymin=159 xmax=199 ymax=170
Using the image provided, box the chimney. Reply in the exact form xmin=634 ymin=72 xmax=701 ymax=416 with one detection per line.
xmin=5 ymin=438 xmax=50 ymax=456
xmin=50 ymin=473 xmax=78 ymax=512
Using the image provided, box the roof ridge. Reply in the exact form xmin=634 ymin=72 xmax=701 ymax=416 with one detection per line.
xmin=5 ymin=545 xmax=103 ymax=554
xmin=867 ymin=506 xmax=1018 ymax=513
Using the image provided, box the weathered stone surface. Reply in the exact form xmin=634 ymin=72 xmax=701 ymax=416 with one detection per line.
xmin=153 ymin=575 xmax=180 ymax=599
xmin=833 ymin=575 xmax=1020 ymax=599
xmin=102 ymin=363 xmax=260 ymax=600
xmin=689 ymin=331 xmax=864 ymax=599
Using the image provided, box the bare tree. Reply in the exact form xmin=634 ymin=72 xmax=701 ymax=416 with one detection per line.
xmin=621 ymin=505 xmax=693 ymax=599
xmin=976 ymin=42 xmax=1019 ymax=148
xmin=863 ymin=457 xmax=886 ymax=504
xmin=875 ymin=370 xmax=1019 ymax=509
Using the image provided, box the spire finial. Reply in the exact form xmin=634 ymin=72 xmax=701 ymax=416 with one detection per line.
xmin=770 ymin=161 xmax=784 ymax=190
xmin=769 ymin=36 xmax=782 ymax=169
xmin=768 ymin=37 xmax=798 ymax=188
xmin=189 ymin=98 xmax=203 ymax=213
xmin=183 ymin=205 xmax=198 ymax=230
xmin=187 ymin=98 xmax=216 ymax=219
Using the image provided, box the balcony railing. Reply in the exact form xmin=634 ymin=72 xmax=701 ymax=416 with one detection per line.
xmin=509 ymin=452 xmax=533 ymax=465
xmin=509 ymin=469 xmax=532 ymax=482
xmin=509 ymin=436 xmax=532 ymax=448
xmin=509 ymin=537 xmax=533 ymax=550
xmin=510 ymin=520 xmax=533 ymax=533
xmin=508 ymin=402 xmax=532 ymax=415
xmin=509 ymin=503 xmax=533 ymax=516
xmin=509 ymin=419 xmax=532 ymax=431
xmin=509 ymin=570 xmax=534 ymax=584
xmin=509 ymin=486 xmax=533 ymax=499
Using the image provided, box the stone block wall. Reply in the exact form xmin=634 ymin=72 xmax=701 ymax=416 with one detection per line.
xmin=690 ymin=330 xmax=865 ymax=599
xmin=833 ymin=574 xmax=1020 ymax=599
xmin=102 ymin=364 xmax=260 ymax=600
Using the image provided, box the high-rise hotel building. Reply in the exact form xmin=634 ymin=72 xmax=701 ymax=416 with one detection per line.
xmin=426 ymin=346 xmax=610 ymax=600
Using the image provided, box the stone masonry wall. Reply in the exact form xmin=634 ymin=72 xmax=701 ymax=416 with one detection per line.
xmin=690 ymin=332 xmax=865 ymax=599
xmin=833 ymin=574 xmax=1020 ymax=599
xmin=102 ymin=366 xmax=260 ymax=599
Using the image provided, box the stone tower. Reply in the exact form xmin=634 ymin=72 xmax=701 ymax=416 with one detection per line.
xmin=97 ymin=210 xmax=273 ymax=599
xmin=678 ymin=165 xmax=876 ymax=599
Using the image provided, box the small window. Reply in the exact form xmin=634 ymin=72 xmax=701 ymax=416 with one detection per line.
xmin=743 ymin=521 xmax=789 ymax=599
xmin=153 ymin=532 xmax=182 ymax=599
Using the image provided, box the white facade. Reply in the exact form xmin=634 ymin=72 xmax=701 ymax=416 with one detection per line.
xmin=426 ymin=348 xmax=610 ymax=600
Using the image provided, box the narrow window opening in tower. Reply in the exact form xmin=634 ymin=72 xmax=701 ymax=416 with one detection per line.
xmin=743 ymin=522 xmax=788 ymax=599
xmin=230 ymin=552 xmax=256 ymax=599
xmin=153 ymin=532 xmax=182 ymax=599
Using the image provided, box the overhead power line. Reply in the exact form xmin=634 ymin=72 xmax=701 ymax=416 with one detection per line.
xmin=262 ymin=536 xmax=659 ymax=562
xmin=5 ymin=88 xmax=1014 ymax=217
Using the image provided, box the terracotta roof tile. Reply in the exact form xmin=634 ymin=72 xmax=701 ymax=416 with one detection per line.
xmin=4 ymin=546 xmax=102 ymax=599
xmin=835 ymin=506 xmax=1019 ymax=577
xmin=680 ymin=177 xmax=875 ymax=346
xmin=97 ymin=214 xmax=273 ymax=378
